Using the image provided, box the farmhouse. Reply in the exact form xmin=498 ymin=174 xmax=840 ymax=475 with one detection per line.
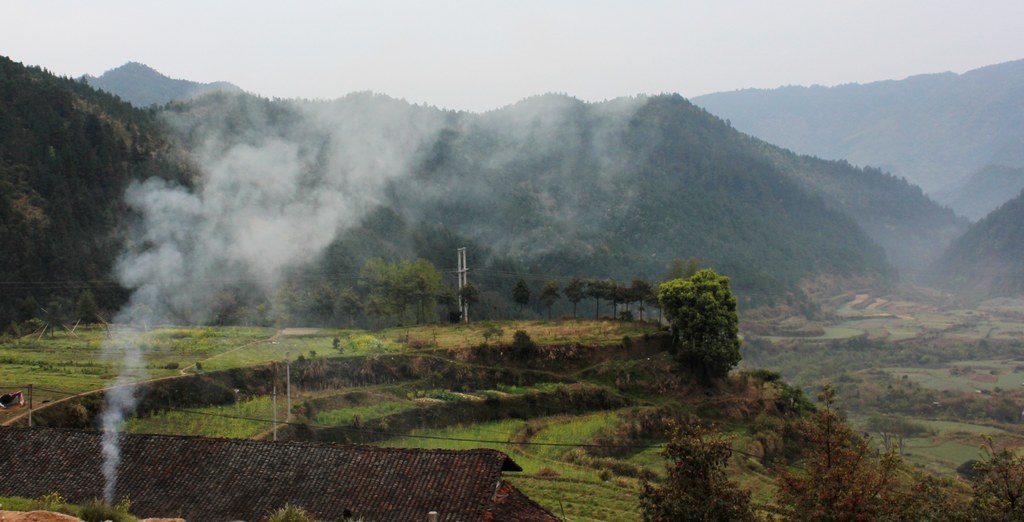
xmin=0 ymin=427 xmax=557 ymax=522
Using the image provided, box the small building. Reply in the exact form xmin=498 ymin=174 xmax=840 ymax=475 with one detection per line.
xmin=0 ymin=427 xmax=557 ymax=522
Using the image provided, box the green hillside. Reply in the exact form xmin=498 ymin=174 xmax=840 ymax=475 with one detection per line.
xmin=3 ymin=59 xmax=917 ymax=328
xmin=0 ymin=56 xmax=193 ymax=325
xmin=932 ymin=189 xmax=1024 ymax=297
xmin=162 ymin=91 xmax=894 ymax=315
xmin=752 ymin=144 xmax=966 ymax=279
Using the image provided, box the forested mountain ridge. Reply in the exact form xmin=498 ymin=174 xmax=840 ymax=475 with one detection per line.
xmin=0 ymin=56 xmax=193 ymax=325
xmin=83 ymin=62 xmax=242 ymax=108
xmin=692 ymin=59 xmax=1024 ymax=203
xmin=159 ymin=90 xmax=895 ymax=317
xmin=749 ymin=141 xmax=967 ymax=278
xmin=4 ymin=57 xmax=953 ymax=327
xmin=932 ymin=189 xmax=1024 ymax=297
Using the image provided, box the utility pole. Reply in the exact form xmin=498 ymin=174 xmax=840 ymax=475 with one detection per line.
xmin=457 ymin=247 xmax=469 ymax=323
xmin=285 ymin=353 xmax=291 ymax=420
xmin=27 ymin=384 xmax=32 ymax=428
xmin=272 ymin=386 xmax=278 ymax=442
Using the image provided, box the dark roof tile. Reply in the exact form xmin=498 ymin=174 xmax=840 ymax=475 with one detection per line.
xmin=0 ymin=427 xmax=554 ymax=522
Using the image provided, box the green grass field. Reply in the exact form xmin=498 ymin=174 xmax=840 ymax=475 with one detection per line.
xmin=124 ymin=395 xmax=283 ymax=439
xmin=884 ymin=360 xmax=1024 ymax=393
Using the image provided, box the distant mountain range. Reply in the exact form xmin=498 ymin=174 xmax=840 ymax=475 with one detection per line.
xmin=693 ymin=59 xmax=1024 ymax=218
xmin=82 ymin=62 xmax=242 ymax=107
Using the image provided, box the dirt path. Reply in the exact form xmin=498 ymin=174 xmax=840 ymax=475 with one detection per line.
xmin=1 ymin=330 xmax=280 ymax=427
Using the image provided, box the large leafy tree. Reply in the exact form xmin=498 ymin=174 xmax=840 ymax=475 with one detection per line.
xmin=630 ymin=278 xmax=654 ymax=321
xmin=640 ymin=420 xmax=757 ymax=522
xmin=564 ymin=278 xmax=586 ymax=319
xmin=657 ymin=268 xmax=740 ymax=381
xmin=357 ymin=257 xmax=444 ymax=325
xmin=540 ymin=280 xmax=561 ymax=320
xmin=512 ymin=279 xmax=531 ymax=314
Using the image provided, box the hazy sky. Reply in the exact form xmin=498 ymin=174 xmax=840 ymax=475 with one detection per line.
xmin=4 ymin=1 xmax=1024 ymax=112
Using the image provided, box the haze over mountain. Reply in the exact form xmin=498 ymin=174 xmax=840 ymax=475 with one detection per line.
xmin=933 ymin=188 xmax=1024 ymax=297
xmin=0 ymin=56 xmax=977 ymax=327
xmin=931 ymin=164 xmax=1024 ymax=221
xmin=156 ymin=88 xmax=958 ymax=315
xmin=82 ymin=62 xmax=242 ymax=108
xmin=693 ymin=59 xmax=1024 ymax=214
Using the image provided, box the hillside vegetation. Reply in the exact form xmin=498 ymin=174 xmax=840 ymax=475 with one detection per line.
xmin=160 ymin=89 xmax=897 ymax=316
xmin=0 ymin=56 xmax=194 ymax=326
xmin=933 ymin=190 xmax=1024 ymax=297
xmin=5 ymin=319 xmax=812 ymax=521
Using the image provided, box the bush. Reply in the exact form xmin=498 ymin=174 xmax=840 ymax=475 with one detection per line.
xmin=510 ymin=330 xmax=537 ymax=360
xmin=79 ymin=499 xmax=134 ymax=522
xmin=264 ymin=503 xmax=314 ymax=522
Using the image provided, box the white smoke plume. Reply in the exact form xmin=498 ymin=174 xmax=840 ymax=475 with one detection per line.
xmin=99 ymin=92 xmax=446 ymax=502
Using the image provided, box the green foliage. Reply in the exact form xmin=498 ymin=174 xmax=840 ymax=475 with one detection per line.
xmin=865 ymin=414 xmax=933 ymax=453
xmin=639 ymin=421 xmax=756 ymax=522
xmin=970 ymin=439 xmax=1024 ymax=521
xmin=481 ymin=324 xmax=504 ymax=344
xmin=510 ymin=329 xmax=537 ymax=360
xmin=564 ymin=278 xmax=587 ymax=319
xmin=512 ymin=279 xmax=531 ymax=313
xmin=357 ymin=257 xmax=446 ymax=327
xmin=0 ymin=56 xmax=192 ymax=326
xmin=658 ymin=269 xmax=741 ymax=381
xmin=75 ymin=290 xmax=99 ymax=324
xmin=262 ymin=503 xmax=315 ymax=522
xmin=79 ymin=498 xmax=135 ymax=522
xmin=540 ymin=280 xmax=561 ymax=319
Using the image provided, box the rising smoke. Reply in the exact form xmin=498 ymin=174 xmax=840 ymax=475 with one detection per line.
xmin=99 ymin=91 xmax=649 ymax=500
xmin=99 ymin=92 xmax=447 ymax=502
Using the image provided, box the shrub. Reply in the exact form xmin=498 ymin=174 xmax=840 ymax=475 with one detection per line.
xmin=264 ymin=503 xmax=315 ymax=522
xmin=79 ymin=499 xmax=134 ymax=522
xmin=35 ymin=491 xmax=69 ymax=513
xmin=510 ymin=330 xmax=537 ymax=360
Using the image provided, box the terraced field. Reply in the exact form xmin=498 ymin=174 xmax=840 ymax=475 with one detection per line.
xmin=8 ymin=320 xmax=730 ymax=520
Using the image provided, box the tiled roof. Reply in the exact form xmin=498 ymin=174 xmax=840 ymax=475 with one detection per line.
xmin=0 ymin=427 xmax=556 ymax=522
xmin=487 ymin=483 xmax=560 ymax=522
